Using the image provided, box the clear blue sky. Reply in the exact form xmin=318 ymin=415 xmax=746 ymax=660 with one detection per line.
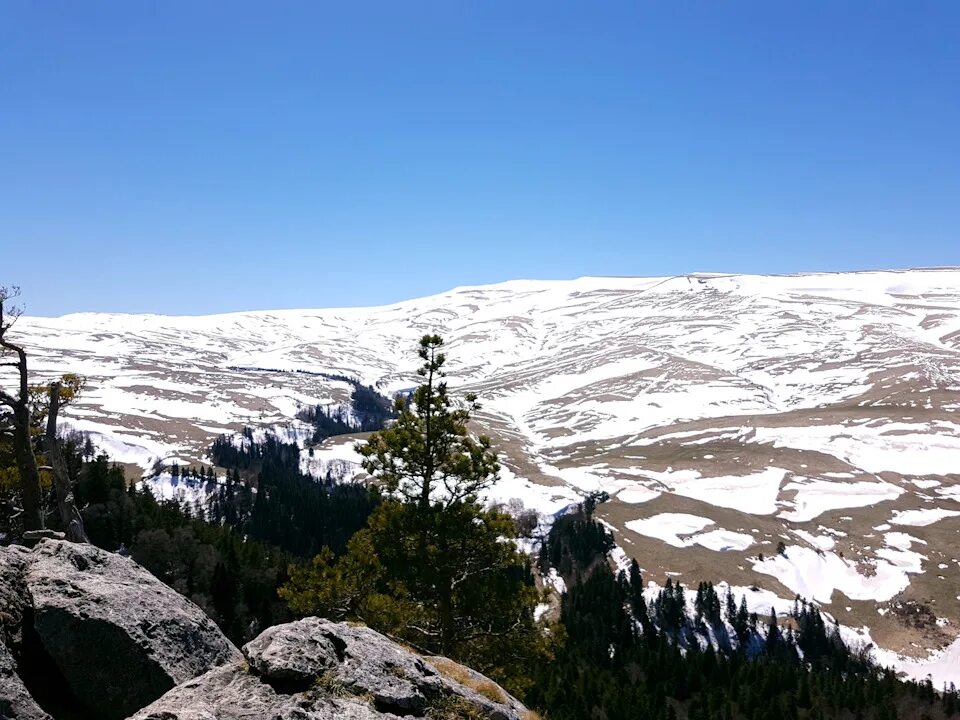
xmin=2 ymin=2 xmax=958 ymax=316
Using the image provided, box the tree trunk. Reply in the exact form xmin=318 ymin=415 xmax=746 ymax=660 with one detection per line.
xmin=1 ymin=293 xmax=47 ymax=534
xmin=45 ymin=382 xmax=88 ymax=543
xmin=11 ymin=404 xmax=43 ymax=532
xmin=417 ymin=353 xmax=436 ymax=587
xmin=439 ymin=581 xmax=455 ymax=656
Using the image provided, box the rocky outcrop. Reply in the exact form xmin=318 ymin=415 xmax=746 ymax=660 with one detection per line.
xmin=0 ymin=545 xmax=50 ymax=720
xmin=0 ymin=545 xmax=31 ymax=650
xmin=0 ymin=539 xmax=240 ymax=720
xmin=0 ymin=541 xmax=530 ymax=720
xmin=0 ymin=642 xmax=51 ymax=720
xmin=131 ymin=617 xmax=531 ymax=720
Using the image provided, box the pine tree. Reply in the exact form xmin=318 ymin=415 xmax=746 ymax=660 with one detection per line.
xmin=281 ymin=335 xmax=546 ymax=695
xmin=734 ymin=596 xmax=750 ymax=646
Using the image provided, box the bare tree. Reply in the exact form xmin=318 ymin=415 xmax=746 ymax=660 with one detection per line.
xmin=0 ymin=286 xmax=44 ymax=532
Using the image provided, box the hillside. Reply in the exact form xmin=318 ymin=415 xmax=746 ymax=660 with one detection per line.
xmin=9 ymin=268 xmax=960 ymax=685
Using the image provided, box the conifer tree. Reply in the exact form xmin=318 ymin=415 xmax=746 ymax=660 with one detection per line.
xmin=281 ymin=335 xmax=545 ymax=694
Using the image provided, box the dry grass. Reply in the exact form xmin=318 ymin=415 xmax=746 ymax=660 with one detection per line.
xmin=426 ymin=694 xmax=485 ymax=719
xmin=430 ymin=657 xmax=508 ymax=704
xmin=312 ymin=671 xmax=374 ymax=703
xmin=313 ymin=671 xmax=349 ymax=698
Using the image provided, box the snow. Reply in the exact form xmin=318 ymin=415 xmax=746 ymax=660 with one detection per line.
xmin=300 ymin=437 xmax=365 ymax=482
xmin=691 ymin=529 xmax=756 ymax=552
xmin=616 ymin=486 xmax=661 ymax=503
xmin=726 ymin=584 xmax=797 ymax=617
xmin=59 ymin=419 xmax=181 ymax=469
xmin=625 ymin=513 xmax=754 ymax=551
xmin=792 ymin=529 xmax=836 ymax=551
xmin=626 ymin=513 xmax=714 ymax=548
xmin=629 ymin=467 xmax=785 ymax=515
xmin=779 ymin=478 xmax=902 ymax=522
xmin=884 ymin=532 xmax=927 ymax=551
xmin=936 ymin=486 xmax=960 ymax=502
xmin=873 ymin=635 xmax=960 ymax=689
xmin=9 ymin=268 xmax=960 ymax=677
xmin=139 ymin=472 xmax=223 ymax=508
xmin=753 ymin=423 xmax=960 ymax=476
xmin=609 ymin=545 xmax=633 ymax=573
xmin=752 ymin=543 xmax=924 ymax=604
xmin=484 ymin=465 xmax=584 ymax=517
xmin=890 ymin=508 xmax=960 ymax=527
xmin=544 ymin=568 xmax=567 ymax=594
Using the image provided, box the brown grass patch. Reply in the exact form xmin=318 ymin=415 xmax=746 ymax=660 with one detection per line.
xmin=430 ymin=657 xmax=508 ymax=704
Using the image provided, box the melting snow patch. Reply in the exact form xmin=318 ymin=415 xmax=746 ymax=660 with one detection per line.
xmin=752 ymin=545 xmax=921 ymax=603
xmin=626 ymin=513 xmax=714 ymax=548
xmin=936 ymin=486 xmax=960 ymax=502
xmin=60 ymin=420 xmax=180 ymax=469
xmin=873 ymin=635 xmax=960 ymax=689
xmin=299 ymin=439 xmax=364 ymax=482
xmin=753 ymin=424 xmax=960 ymax=475
xmin=609 ymin=545 xmax=633 ymax=573
xmin=616 ymin=486 xmax=661 ymax=504
xmin=725 ymin=585 xmax=796 ymax=617
xmin=778 ymin=478 xmax=902 ymax=522
xmin=690 ymin=530 xmax=755 ymax=552
xmin=629 ymin=467 xmax=785 ymax=515
xmin=625 ymin=513 xmax=753 ymax=551
xmin=544 ymin=568 xmax=567 ymax=594
xmin=139 ymin=473 xmax=223 ymax=509
xmin=890 ymin=508 xmax=960 ymax=527
xmin=485 ymin=465 xmax=584 ymax=516
xmin=792 ymin=529 xmax=836 ymax=551
xmin=883 ymin=532 xmax=927 ymax=551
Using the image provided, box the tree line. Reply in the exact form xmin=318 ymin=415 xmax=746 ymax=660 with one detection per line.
xmin=528 ymin=502 xmax=959 ymax=720
xmin=295 ymin=379 xmax=396 ymax=442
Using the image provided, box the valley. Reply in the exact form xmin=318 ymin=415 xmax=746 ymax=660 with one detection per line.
xmin=9 ymin=268 xmax=960 ymax=686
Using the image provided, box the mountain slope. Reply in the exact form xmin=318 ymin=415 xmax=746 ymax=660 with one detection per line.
xmin=8 ymin=268 xmax=960 ymax=681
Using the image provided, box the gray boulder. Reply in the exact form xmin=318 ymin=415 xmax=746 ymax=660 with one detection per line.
xmin=24 ymin=540 xmax=240 ymax=720
xmin=0 ymin=642 xmax=51 ymax=720
xmin=0 ymin=547 xmax=49 ymax=720
xmin=0 ymin=546 xmax=31 ymax=650
xmin=128 ymin=662 xmax=400 ymax=720
xmin=130 ymin=617 xmax=530 ymax=720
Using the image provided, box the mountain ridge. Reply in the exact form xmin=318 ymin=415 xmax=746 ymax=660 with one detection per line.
xmin=24 ymin=266 xmax=960 ymax=320
xmin=6 ymin=268 xmax=960 ymax=684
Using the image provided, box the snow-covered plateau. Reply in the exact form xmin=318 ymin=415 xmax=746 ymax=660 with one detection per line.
xmin=6 ymin=268 xmax=960 ymax=684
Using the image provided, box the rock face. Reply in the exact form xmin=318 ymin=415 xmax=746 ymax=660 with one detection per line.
xmin=0 ymin=642 xmax=51 ymax=720
xmin=0 ymin=539 xmax=240 ymax=720
xmin=0 ymin=542 xmax=528 ymax=720
xmin=0 ymin=545 xmax=31 ymax=649
xmin=131 ymin=617 xmax=531 ymax=720
xmin=0 ymin=545 xmax=50 ymax=720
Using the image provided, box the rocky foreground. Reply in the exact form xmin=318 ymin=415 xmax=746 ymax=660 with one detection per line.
xmin=0 ymin=540 xmax=530 ymax=720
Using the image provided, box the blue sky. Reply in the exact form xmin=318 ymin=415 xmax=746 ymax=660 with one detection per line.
xmin=1 ymin=2 xmax=958 ymax=315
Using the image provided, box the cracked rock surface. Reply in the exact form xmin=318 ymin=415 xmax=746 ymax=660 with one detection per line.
xmin=131 ymin=617 xmax=530 ymax=720
xmin=0 ymin=541 xmax=528 ymax=720
xmin=0 ymin=539 xmax=240 ymax=720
